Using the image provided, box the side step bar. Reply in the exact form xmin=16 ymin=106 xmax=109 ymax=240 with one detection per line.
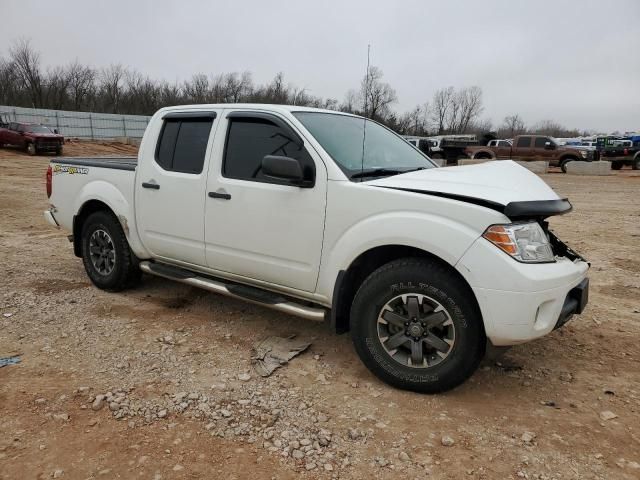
xmin=139 ymin=261 xmax=327 ymax=322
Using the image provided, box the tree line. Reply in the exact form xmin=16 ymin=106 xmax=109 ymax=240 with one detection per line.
xmin=0 ymin=39 xmax=583 ymax=138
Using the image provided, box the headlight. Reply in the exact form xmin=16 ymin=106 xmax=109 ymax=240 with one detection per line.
xmin=580 ymin=150 xmax=588 ymax=158
xmin=482 ymin=222 xmax=555 ymax=263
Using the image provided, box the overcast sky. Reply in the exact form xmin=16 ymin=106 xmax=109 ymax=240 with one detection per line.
xmin=2 ymin=0 xmax=639 ymax=132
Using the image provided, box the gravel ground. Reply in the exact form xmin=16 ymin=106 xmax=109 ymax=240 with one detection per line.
xmin=1 ymin=144 xmax=639 ymax=480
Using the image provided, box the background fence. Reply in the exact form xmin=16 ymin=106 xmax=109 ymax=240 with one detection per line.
xmin=0 ymin=105 xmax=151 ymax=140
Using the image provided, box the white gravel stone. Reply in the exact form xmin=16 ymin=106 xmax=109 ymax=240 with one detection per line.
xmin=441 ymin=435 xmax=455 ymax=446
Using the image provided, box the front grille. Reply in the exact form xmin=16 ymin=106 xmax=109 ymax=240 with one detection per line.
xmin=36 ymin=140 xmax=60 ymax=150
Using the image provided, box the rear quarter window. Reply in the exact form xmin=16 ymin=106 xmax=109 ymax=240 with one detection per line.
xmin=155 ymin=118 xmax=214 ymax=174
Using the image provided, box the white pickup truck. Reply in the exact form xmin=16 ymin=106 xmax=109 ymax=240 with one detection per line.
xmin=44 ymin=104 xmax=589 ymax=393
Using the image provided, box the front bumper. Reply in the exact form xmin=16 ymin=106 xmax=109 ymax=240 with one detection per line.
xmin=456 ymin=237 xmax=589 ymax=346
xmin=555 ymin=278 xmax=589 ymax=330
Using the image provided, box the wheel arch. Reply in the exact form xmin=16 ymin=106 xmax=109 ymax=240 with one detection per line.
xmin=330 ymin=244 xmax=483 ymax=335
xmin=473 ymin=150 xmax=495 ymax=160
xmin=72 ymin=199 xmax=116 ymax=257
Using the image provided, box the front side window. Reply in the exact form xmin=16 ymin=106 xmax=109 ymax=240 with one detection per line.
xmin=223 ymin=117 xmax=314 ymax=183
xmin=293 ymin=112 xmax=434 ymax=180
xmin=155 ymin=117 xmax=213 ymax=174
xmin=534 ymin=137 xmax=549 ymax=148
xmin=516 ymin=136 xmax=532 ymax=148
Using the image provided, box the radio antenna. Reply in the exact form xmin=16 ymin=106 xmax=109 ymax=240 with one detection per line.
xmin=360 ymin=44 xmax=371 ymax=176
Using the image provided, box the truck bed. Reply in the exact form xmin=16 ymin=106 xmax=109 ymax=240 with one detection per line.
xmin=52 ymin=156 xmax=138 ymax=171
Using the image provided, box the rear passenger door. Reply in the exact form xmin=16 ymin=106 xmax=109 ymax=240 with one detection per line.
xmin=204 ymin=110 xmax=327 ymax=292
xmin=512 ymin=136 xmax=534 ymax=161
xmin=494 ymin=141 xmax=512 ymax=159
xmin=136 ymin=111 xmax=220 ymax=266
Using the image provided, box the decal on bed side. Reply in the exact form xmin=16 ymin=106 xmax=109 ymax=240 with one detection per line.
xmin=53 ymin=164 xmax=89 ymax=175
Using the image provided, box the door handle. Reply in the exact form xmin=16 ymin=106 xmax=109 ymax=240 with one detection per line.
xmin=208 ymin=191 xmax=231 ymax=200
xmin=142 ymin=182 xmax=160 ymax=190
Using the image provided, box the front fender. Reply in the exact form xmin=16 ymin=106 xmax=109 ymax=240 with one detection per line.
xmin=316 ymin=211 xmax=482 ymax=299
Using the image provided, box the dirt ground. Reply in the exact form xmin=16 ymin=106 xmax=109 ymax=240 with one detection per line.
xmin=1 ymin=143 xmax=639 ymax=480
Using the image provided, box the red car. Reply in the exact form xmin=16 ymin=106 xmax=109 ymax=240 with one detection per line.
xmin=0 ymin=121 xmax=64 ymax=155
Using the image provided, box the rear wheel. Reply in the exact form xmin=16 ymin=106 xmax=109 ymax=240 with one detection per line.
xmin=81 ymin=211 xmax=141 ymax=291
xmin=633 ymin=157 xmax=640 ymax=170
xmin=55 ymin=145 xmax=63 ymax=156
xmin=350 ymin=258 xmax=485 ymax=393
xmin=611 ymin=162 xmax=623 ymax=170
xmin=26 ymin=142 xmax=36 ymax=156
xmin=475 ymin=152 xmax=492 ymax=160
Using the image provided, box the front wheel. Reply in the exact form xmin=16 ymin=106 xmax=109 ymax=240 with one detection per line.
xmin=633 ymin=157 xmax=640 ymax=170
xmin=611 ymin=162 xmax=623 ymax=170
xmin=350 ymin=258 xmax=485 ymax=393
xmin=559 ymin=157 xmax=577 ymax=173
xmin=81 ymin=211 xmax=141 ymax=291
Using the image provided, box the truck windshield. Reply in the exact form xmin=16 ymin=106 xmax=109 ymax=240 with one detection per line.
xmin=25 ymin=125 xmax=53 ymax=133
xmin=293 ymin=112 xmax=435 ymax=180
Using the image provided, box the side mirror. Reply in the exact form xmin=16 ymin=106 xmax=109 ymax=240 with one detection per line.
xmin=54 ymin=129 xmax=59 ymax=134
xmin=262 ymin=155 xmax=314 ymax=187
xmin=544 ymin=141 xmax=555 ymax=150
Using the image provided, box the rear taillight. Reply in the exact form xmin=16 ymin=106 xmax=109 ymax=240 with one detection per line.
xmin=624 ymin=148 xmax=629 ymax=156
xmin=46 ymin=165 xmax=52 ymax=198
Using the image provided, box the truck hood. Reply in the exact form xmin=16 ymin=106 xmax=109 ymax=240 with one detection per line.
xmin=368 ymin=160 xmax=570 ymax=218
xmin=28 ymin=133 xmax=64 ymax=139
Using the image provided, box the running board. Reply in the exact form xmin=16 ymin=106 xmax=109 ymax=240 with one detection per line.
xmin=139 ymin=261 xmax=327 ymax=322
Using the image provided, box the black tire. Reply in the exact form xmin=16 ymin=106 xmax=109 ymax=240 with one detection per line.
xmin=475 ymin=153 xmax=492 ymax=160
xmin=80 ymin=211 xmax=141 ymax=291
xmin=633 ymin=157 xmax=640 ymax=170
xmin=350 ymin=258 xmax=485 ymax=393
xmin=55 ymin=146 xmax=63 ymax=156
xmin=431 ymin=153 xmax=443 ymax=160
xmin=26 ymin=142 xmax=36 ymax=156
xmin=611 ymin=162 xmax=623 ymax=170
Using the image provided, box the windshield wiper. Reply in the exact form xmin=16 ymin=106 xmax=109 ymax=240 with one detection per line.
xmin=350 ymin=167 xmax=426 ymax=180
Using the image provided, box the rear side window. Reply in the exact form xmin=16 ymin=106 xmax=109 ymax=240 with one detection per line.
xmin=534 ymin=137 xmax=549 ymax=148
xmin=155 ymin=117 xmax=214 ymax=174
xmin=223 ymin=117 xmax=314 ymax=183
xmin=516 ymin=136 xmax=531 ymax=148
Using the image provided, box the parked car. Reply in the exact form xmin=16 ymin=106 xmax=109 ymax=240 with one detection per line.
xmin=465 ymin=135 xmax=595 ymax=172
xmin=43 ymin=104 xmax=589 ymax=393
xmin=598 ymin=140 xmax=640 ymax=170
xmin=0 ymin=121 xmax=64 ymax=155
xmin=487 ymin=139 xmax=512 ymax=148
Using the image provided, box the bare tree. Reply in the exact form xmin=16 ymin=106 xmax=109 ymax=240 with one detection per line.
xmin=183 ymin=73 xmax=210 ymax=104
xmin=44 ymin=65 xmax=71 ymax=109
xmin=501 ymin=114 xmax=526 ymax=137
xmin=99 ymin=64 xmax=126 ymax=113
xmin=67 ymin=61 xmax=96 ymax=110
xmin=9 ymin=39 xmax=44 ymax=107
xmin=532 ymin=120 xmax=579 ymax=138
xmin=431 ymin=87 xmax=454 ymax=134
xmin=0 ymin=56 xmax=19 ymax=105
xmin=455 ymin=86 xmax=483 ymax=133
xmin=360 ymin=66 xmax=397 ymax=120
xmin=340 ymin=89 xmax=359 ymax=113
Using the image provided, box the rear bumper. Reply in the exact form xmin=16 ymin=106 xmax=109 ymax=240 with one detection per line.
xmin=44 ymin=208 xmax=59 ymax=228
